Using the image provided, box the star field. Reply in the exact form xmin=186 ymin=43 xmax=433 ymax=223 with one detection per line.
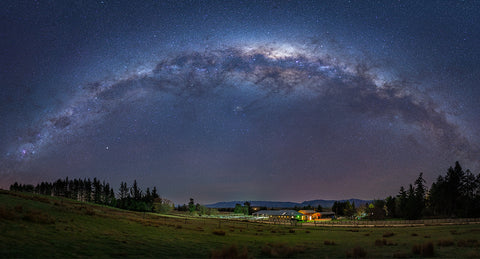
xmin=1 ymin=1 xmax=479 ymax=204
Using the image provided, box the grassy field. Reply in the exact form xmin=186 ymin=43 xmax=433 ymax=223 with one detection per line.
xmin=1 ymin=190 xmax=480 ymax=258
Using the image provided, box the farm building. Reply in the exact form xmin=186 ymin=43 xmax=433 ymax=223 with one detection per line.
xmin=252 ymin=210 xmax=303 ymax=221
xmin=252 ymin=210 xmax=335 ymax=221
xmin=298 ymin=210 xmax=336 ymax=220
xmin=298 ymin=210 xmax=320 ymax=220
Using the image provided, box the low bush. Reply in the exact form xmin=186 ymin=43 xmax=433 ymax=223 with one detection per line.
xmin=22 ymin=210 xmax=55 ymax=224
xmin=383 ymin=232 xmax=395 ymax=238
xmin=31 ymin=196 xmax=50 ymax=203
xmin=437 ymin=239 xmax=454 ymax=247
xmin=375 ymin=239 xmax=396 ymax=246
xmin=346 ymin=247 xmax=367 ymax=258
xmin=0 ymin=207 xmax=15 ymax=220
xmin=288 ymin=229 xmax=295 ymax=233
xmin=412 ymin=242 xmax=434 ymax=257
xmin=14 ymin=205 xmax=23 ymax=213
xmin=211 ymin=244 xmax=249 ymax=259
xmin=261 ymin=243 xmax=304 ymax=257
xmin=212 ymin=229 xmax=226 ymax=236
xmin=84 ymin=208 xmax=96 ymax=216
xmin=457 ymin=239 xmax=479 ymax=247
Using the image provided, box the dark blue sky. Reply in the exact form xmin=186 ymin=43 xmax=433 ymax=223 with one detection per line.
xmin=1 ymin=1 xmax=479 ymax=204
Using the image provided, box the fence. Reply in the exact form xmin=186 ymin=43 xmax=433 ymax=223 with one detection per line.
xmin=254 ymin=217 xmax=480 ymax=227
xmin=307 ymin=218 xmax=480 ymax=227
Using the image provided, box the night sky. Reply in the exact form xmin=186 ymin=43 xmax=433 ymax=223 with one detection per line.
xmin=1 ymin=1 xmax=479 ymax=204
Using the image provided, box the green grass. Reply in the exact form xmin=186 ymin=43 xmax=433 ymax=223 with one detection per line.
xmin=1 ymin=190 xmax=480 ymax=258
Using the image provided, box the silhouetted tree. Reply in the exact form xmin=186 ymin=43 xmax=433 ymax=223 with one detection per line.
xmin=188 ymin=198 xmax=195 ymax=212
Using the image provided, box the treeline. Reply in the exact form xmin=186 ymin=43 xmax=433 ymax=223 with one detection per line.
xmin=176 ymin=198 xmax=218 ymax=216
xmin=332 ymin=201 xmax=355 ymax=217
xmin=9 ymin=178 xmax=173 ymax=213
xmin=373 ymin=161 xmax=480 ymax=220
xmin=10 ymin=177 xmax=116 ymax=206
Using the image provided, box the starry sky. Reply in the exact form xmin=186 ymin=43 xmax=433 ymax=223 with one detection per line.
xmin=1 ymin=1 xmax=480 ymax=204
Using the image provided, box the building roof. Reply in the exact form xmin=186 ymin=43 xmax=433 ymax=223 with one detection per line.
xmin=298 ymin=210 xmax=316 ymax=214
xmin=253 ymin=210 xmax=302 ymax=216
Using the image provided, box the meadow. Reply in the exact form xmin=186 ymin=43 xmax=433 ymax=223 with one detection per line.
xmin=1 ymin=189 xmax=480 ymax=258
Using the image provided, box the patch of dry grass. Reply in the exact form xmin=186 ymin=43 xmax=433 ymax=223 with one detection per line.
xmin=346 ymin=247 xmax=367 ymax=258
xmin=211 ymin=244 xmax=249 ymax=259
xmin=261 ymin=243 xmax=304 ymax=257
xmin=412 ymin=242 xmax=434 ymax=257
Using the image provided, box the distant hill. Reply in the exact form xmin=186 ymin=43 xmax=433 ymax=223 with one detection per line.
xmin=300 ymin=199 xmax=373 ymax=208
xmin=205 ymin=199 xmax=372 ymax=209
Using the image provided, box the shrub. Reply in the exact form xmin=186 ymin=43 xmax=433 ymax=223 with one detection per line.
xmin=422 ymin=242 xmax=434 ymax=257
xmin=22 ymin=210 xmax=55 ymax=224
xmin=211 ymin=244 xmax=249 ymax=259
xmin=14 ymin=205 xmax=23 ymax=213
xmin=457 ymin=239 xmax=479 ymax=247
xmin=212 ymin=229 xmax=226 ymax=236
xmin=261 ymin=243 xmax=304 ymax=257
xmin=437 ymin=239 xmax=454 ymax=247
xmin=346 ymin=247 xmax=367 ymax=258
xmin=412 ymin=242 xmax=434 ymax=257
xmin=411 ymin=244 xmax=421 ymax=255
xmin=376 ymin=239 xmax=396 ymax=246
xmin=375 ymin=239 xmax=386 ymax=246
xmin=176 ymin=225 xmax=182 ymax=229
xmin=324 ymin=240 xmax=335 ymax=245
xmin=0 ymin=207 xmax=15 ymax=220
xmin=84 ymin=208 xmax=96 ymax=216
xmin=383 ymin=232 xmax=395 ymax=238
xmin=32 ymin=196 xmax=50 ymax=203
xmin=289 ymin=229 xmax=295 ymax=233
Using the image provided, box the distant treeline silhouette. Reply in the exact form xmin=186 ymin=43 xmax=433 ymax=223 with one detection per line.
xmin=8 ymin=161 xmax=480 ymax=219
xmin=368 ymin=161 xmax=480 ymax=220
xmin=9 ymin=178 xmax=171 ymax=213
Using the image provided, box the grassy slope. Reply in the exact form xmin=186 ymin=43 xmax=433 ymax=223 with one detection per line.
xmin=1 ymin=190 xmax=480 ymax=258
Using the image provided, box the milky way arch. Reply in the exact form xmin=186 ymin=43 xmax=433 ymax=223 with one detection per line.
xmin=3 ymin=41 xmax=477 ymax=171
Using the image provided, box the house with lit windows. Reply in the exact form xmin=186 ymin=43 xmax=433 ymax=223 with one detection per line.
xmin=252 ymin=210 xmax=303 ymax=221
xmin=299 ymin=210 xmax=335 ymax=220
xmin=252 ymin=209 xmax=335 ymax=221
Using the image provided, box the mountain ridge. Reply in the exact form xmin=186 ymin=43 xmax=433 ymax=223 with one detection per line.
xmin=205 ymin=198 xmax=373 ymax=209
